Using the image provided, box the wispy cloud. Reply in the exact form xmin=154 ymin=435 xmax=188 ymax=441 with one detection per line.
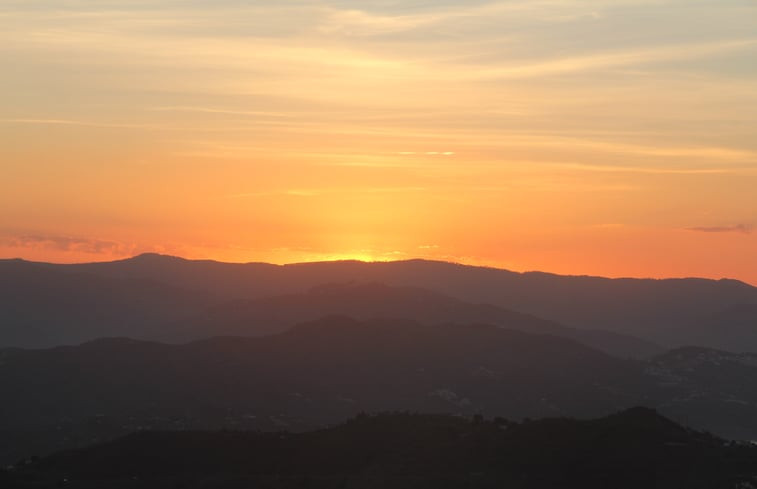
xmin=227 ymin=187 xmax=427 ymax=199
xmin=0 ymin=118 xmax=161 ymax=130
xmin=467 ymin=39 xmax=757 ymax=80
xmin=481 ymin=135 xmax=757 ymax=162
xmin=150 ymin=106 xmax=296 ymax=118
xmin=686 ymin=224 xmax=754 ymax=234
xmin=227 ymin=190 xmax=320 ymax=199
xmin=0 ymin=234 xmax=134 ymax=254
xmin=547 ymin=163 xmax=755 ymax=175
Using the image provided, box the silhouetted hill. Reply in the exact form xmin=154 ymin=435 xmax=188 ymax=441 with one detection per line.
xmin=0 ymin=318 xmax=652 ymax=465
xmin=0 ymin=260 xmax=215 ymax=348
xmin=171 ymin=282 xmax=662 ymax=358
xmin=6 ymin=317 xmax=757 ymax=467
xmin=16 ymin=254 xmax=757 ymax=350
xmin=6 ymin=409 xmax=756 ymax=489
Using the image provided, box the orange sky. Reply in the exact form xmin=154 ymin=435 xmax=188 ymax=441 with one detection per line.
xmin=1 ymin=1 xmax=756 ymax=284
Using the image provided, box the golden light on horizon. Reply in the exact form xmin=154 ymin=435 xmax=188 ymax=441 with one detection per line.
xmin=1 ymin=0 xmax=756 ymax=284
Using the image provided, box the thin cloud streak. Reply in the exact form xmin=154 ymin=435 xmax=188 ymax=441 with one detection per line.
xmin=0 ymin=234 xmax=134 ymax=255
xmin=547 ymin=163 xmax=756 ymax=175
xmin=227 ymin=187 xmax=428 ymax=199
xmin=150 ymin=106 xmax=297 ymax=118
xmin=1 ymin=118 xmax=165 ymax=130
xmin=468 ymin=39 xmax=757 ymax=81
xmin=686 ymin=224 xmax=754 ymax=234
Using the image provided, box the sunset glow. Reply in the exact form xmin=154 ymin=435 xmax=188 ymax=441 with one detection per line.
xmin=2 ymin=1 xmax=756 ymax=282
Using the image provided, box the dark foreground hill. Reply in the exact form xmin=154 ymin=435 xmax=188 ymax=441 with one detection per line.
xmin=5 ymin=409 xmax=757 ymax=489
xmin=9 ymin=253 xmax=757 ymax=350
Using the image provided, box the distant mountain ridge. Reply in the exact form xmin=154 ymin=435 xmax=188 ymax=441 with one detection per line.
xmin=5 ymin=253 xmax=757 ymax=350
xmin=0 ymin=259 xmax=657 ymax=356
xmin=169 ymin=282 xmax=662 ymax=358
xmin=0 ymin=258 xmax=216 ymax=347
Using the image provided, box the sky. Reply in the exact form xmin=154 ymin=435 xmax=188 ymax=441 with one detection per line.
xmin=1 ymin=0 xmax=756 ymax=283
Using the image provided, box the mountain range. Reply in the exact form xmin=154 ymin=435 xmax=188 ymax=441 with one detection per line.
xmin=3 ymin=253 xmax=757 ymax=469
xmin=2 ymin=254 xmax=757 ymax=351
xmin=4 ymin=316 xmax=757 ymax=466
